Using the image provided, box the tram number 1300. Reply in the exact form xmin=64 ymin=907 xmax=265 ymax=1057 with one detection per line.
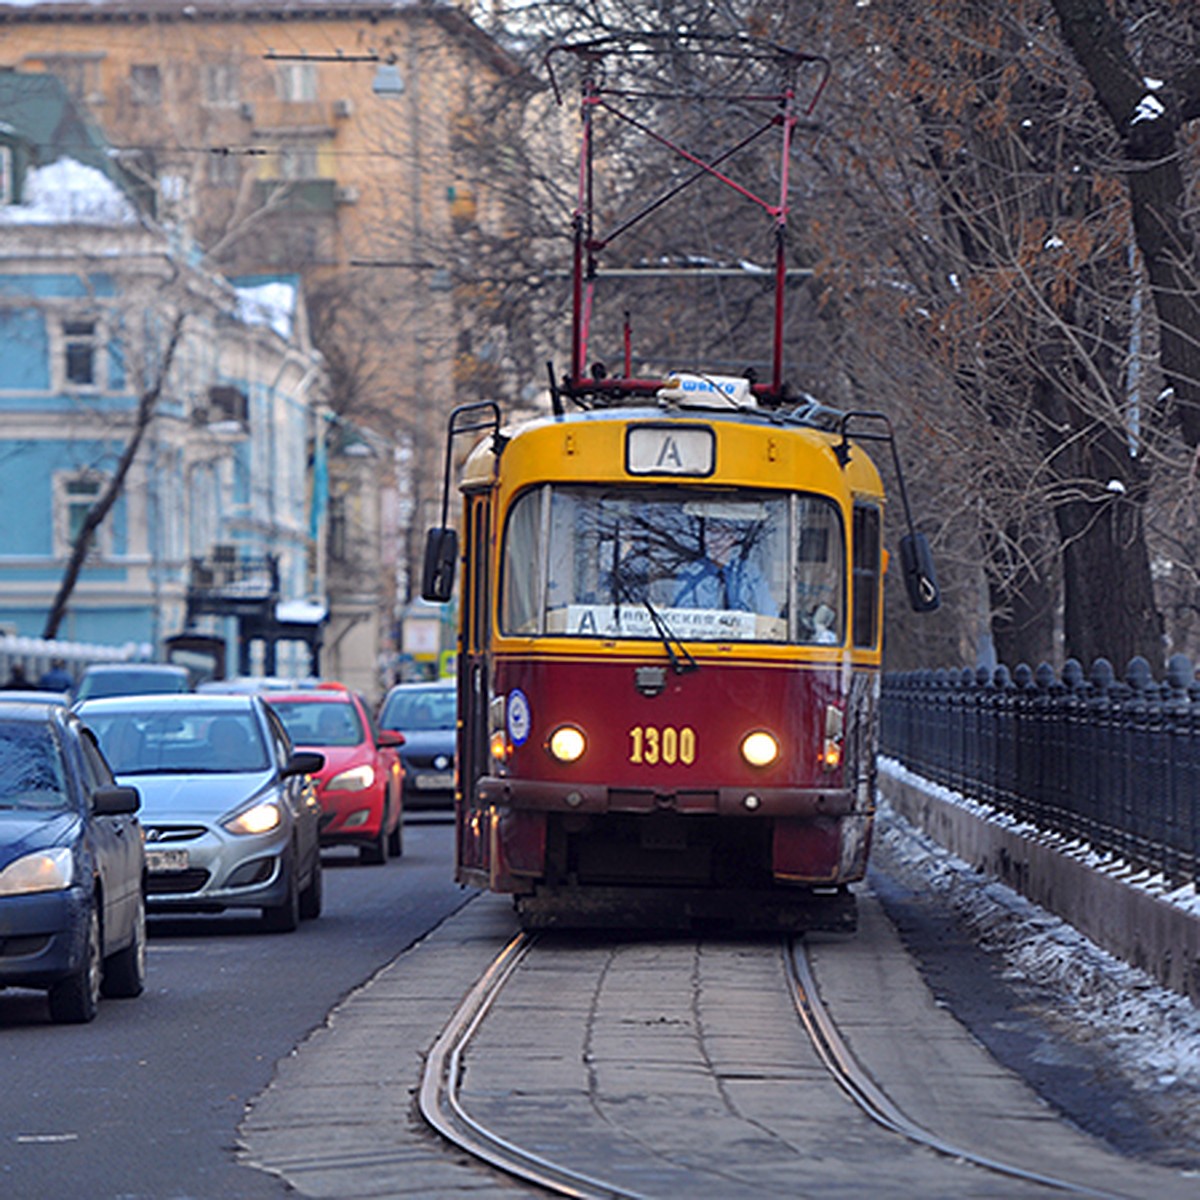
xmin=628 ymin=725 xmax=696 ymax=766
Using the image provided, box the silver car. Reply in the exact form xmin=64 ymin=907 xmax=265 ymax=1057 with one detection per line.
xmin=78 ymin=694 xmax=324 ymax=932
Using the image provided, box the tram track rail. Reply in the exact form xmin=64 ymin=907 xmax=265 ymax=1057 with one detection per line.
xmin=419 ymin=931 xmax=649 ymax=1200
xmin=785 ymin=941 xmax=1130 ymax=1200
xmin=419 ymin=931 xmax=1141 ymax=1200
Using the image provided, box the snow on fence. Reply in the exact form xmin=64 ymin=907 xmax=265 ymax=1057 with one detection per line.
xmin=881 ymin=654 xmax=1200 ymax=888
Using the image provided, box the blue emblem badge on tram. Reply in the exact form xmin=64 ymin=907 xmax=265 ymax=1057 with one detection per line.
xmin=507 ymin=688 xmax=531 ymax=746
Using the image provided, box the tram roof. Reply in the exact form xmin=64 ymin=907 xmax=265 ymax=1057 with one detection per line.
xmin=459 ymin=399 xmax=887 ymax=499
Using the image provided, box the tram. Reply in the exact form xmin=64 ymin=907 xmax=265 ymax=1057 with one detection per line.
xmin=420 ymin=38 xmax=939 ymax=931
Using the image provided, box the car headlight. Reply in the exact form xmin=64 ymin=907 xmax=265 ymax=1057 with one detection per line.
xmin=0 ymin=847 xmax=74 ymax=896
xmin=224 ymin=801 xmax=282 ymax=836
xmin=327 ymin=764 xmax=375 ymax=791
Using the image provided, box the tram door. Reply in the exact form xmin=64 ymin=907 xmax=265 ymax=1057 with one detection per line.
xmin=457 ymin=493 xmax=493 ymax=877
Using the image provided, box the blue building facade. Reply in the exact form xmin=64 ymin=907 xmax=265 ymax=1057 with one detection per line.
xmin=0 ymin=71 xmax=326 ymax=663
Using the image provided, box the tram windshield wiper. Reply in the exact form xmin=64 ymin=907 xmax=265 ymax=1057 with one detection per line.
xmin=613 ymin=570 xmax=698 ymax=675
xmin=642 ymin=595 xmax=699 ymax=675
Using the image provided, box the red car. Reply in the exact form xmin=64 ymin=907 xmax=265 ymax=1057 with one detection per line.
xmin=265 ymin=688 xmax=405 ymax=864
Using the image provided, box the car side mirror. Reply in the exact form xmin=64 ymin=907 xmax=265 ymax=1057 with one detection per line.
xmin=285 ymin=750 xmax=326 ymax=777
xmin=899 ymin=531 xmax=940 ymax=613
xmin=421 ymin=527 xmax=458 ymax=603
xmin=94 ymin=784 xmax=141 ymax=815
xmin=378 ymin=729 xmax=405 ymax=748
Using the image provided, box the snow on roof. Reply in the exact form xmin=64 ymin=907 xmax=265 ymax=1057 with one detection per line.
xmin=234 ymin=281 xmax=295 ymax=341
xmin=0 ymin=157 xmax=139 ymax=226
xmin=275 ymin=599 xmax=327 ymax=625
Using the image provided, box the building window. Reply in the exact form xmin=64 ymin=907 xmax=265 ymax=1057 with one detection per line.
xmin=55 ymin=473 xmax=109 ymax=558
xmin=276 ymin=63 xmax=318 ymax=103
xmin=130 ymin=64 xmax=162 ymax=106
xmin=278 ymin=144 xmax=319 ymax=181
xmin=62 ymin=318 xmax=100 ymax=387
xmin=206 ymin=150 xmax=241 ymax=188
xmin=207 ymin=384 xmax=248 ymax=426
xmin=328 ymin=494 xmax=346 ymax=561
xmin=202 ymin=61 xmax=240 ymax=106
xmin=37 ymin=55 xmax=103 ymax=105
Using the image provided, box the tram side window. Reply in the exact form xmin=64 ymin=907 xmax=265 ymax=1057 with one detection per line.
xmin=794 ymin=497 xmax=845 ymax=645
xmin=852 ymin=504 xmax=881 ymax=648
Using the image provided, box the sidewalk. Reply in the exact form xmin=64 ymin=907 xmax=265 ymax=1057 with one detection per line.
xmin=238 ymin=893 xmax=523 ymax=1198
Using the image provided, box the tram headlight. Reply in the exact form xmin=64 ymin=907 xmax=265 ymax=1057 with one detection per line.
xmin=547 ymin=724 xmax=587 ymax=763
xmin=740 ymin=730 xmax=779 ymax=768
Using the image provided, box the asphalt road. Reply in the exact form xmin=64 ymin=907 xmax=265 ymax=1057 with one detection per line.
xmin=0 ymin=817 xmax=464 ymax=1200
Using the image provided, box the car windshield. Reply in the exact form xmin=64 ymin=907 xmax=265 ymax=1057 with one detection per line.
xmin=0 ymin=722 xmax=69 ymax=810
xmin=85 ymin=710 xmax=268 ymax=774
xmin=380 ymin=688 xmax=455 ymax=731
xmin=500 ymin=485 xmax=844 ymax=645
xmin=269 ymin=700 xmax=364 ymax=747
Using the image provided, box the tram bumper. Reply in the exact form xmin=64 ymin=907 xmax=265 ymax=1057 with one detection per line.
xmin=478 ymin=777 xmax=859 ymax=819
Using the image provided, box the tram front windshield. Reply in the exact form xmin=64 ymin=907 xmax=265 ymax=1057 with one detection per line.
xmin=501 ymin=486 xmax=844 ymax=645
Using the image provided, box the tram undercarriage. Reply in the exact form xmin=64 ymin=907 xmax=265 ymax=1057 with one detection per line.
xmin=516 ymin=883 xmax=857 ymax=934
xmin=504 ymin=810 xmax=864 ymax=933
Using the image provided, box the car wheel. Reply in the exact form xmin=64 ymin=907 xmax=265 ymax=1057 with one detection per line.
xmin=359 ymin=823 xmax=388 ymax=866
xmin=299 ymin=850 xmax=323 ymax=920
xmin=102 ymin=893 xmax=146 ymax=998
xmin=261 ymin=857 xmax=301 ymax=933
xmin=49 ymin=904 xmax=102 ymax=1023
xmin=387 ymin=787 xmax=404 ymax=858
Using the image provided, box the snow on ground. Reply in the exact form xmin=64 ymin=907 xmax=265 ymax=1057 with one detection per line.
xmin=874 ymin=793 xmax=1200 ymax=1155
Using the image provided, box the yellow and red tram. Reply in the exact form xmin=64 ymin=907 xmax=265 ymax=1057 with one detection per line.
xmin=419 ymin=37 xmax=938 ymax=930
xmin=424 ymin=391 xmax=935 ymax=931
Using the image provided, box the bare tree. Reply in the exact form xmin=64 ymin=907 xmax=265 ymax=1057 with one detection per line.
xmin=42 ymin=314 xmax=185 ymax=640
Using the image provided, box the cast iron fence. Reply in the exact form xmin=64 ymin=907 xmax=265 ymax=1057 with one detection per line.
xmin=880 ymin=655 xmax=1200 ymax=887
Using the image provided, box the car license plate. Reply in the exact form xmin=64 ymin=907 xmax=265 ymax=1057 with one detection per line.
xmin=415 ymin=772 xmax=454 ymax=790
xmin=146 ymin=848 xmax=189 ymax=872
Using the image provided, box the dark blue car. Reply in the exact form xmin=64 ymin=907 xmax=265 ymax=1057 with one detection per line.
xmin=378 ymin=680 xmax=456 ymax=810
xmin=0 ymin=699 xmax=145 ymax=1023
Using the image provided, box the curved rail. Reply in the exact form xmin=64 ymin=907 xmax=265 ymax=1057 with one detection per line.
xmin=785 ymin=940 xmax=1133 ymax=1200
xmin=418 ymin=931 xmax=651 ymax=1200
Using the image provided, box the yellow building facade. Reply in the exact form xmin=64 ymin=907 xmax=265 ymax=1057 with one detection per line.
xmin=0 ymin=0 xmax=527 ymax=687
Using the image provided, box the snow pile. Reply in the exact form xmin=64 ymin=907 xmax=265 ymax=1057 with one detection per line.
xmin=875 ymin=797 xmax=1200 ymax=1149
xmin=0 ymin=158 xmax=140 ymax=226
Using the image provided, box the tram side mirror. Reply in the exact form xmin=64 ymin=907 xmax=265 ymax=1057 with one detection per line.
xmin=899 ymin=532 xmax=941 ymax=613
xmin=421 ymin=527 xmax=458 ymax=603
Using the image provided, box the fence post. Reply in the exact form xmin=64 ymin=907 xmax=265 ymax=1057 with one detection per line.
xmin=1164 ymin=655 xmax=1198 ymax=884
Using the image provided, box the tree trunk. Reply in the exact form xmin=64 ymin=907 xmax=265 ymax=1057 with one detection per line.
xmin=986 ymin=527 xmax=1058 ymax=668
xmin=1056 ymin=489 xmax=1163 ymax=668
xmin=1051 ymin=0 xmax=1200 ymax=447
xmin=1031 ymin=364 xmax=1165 ymax=668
